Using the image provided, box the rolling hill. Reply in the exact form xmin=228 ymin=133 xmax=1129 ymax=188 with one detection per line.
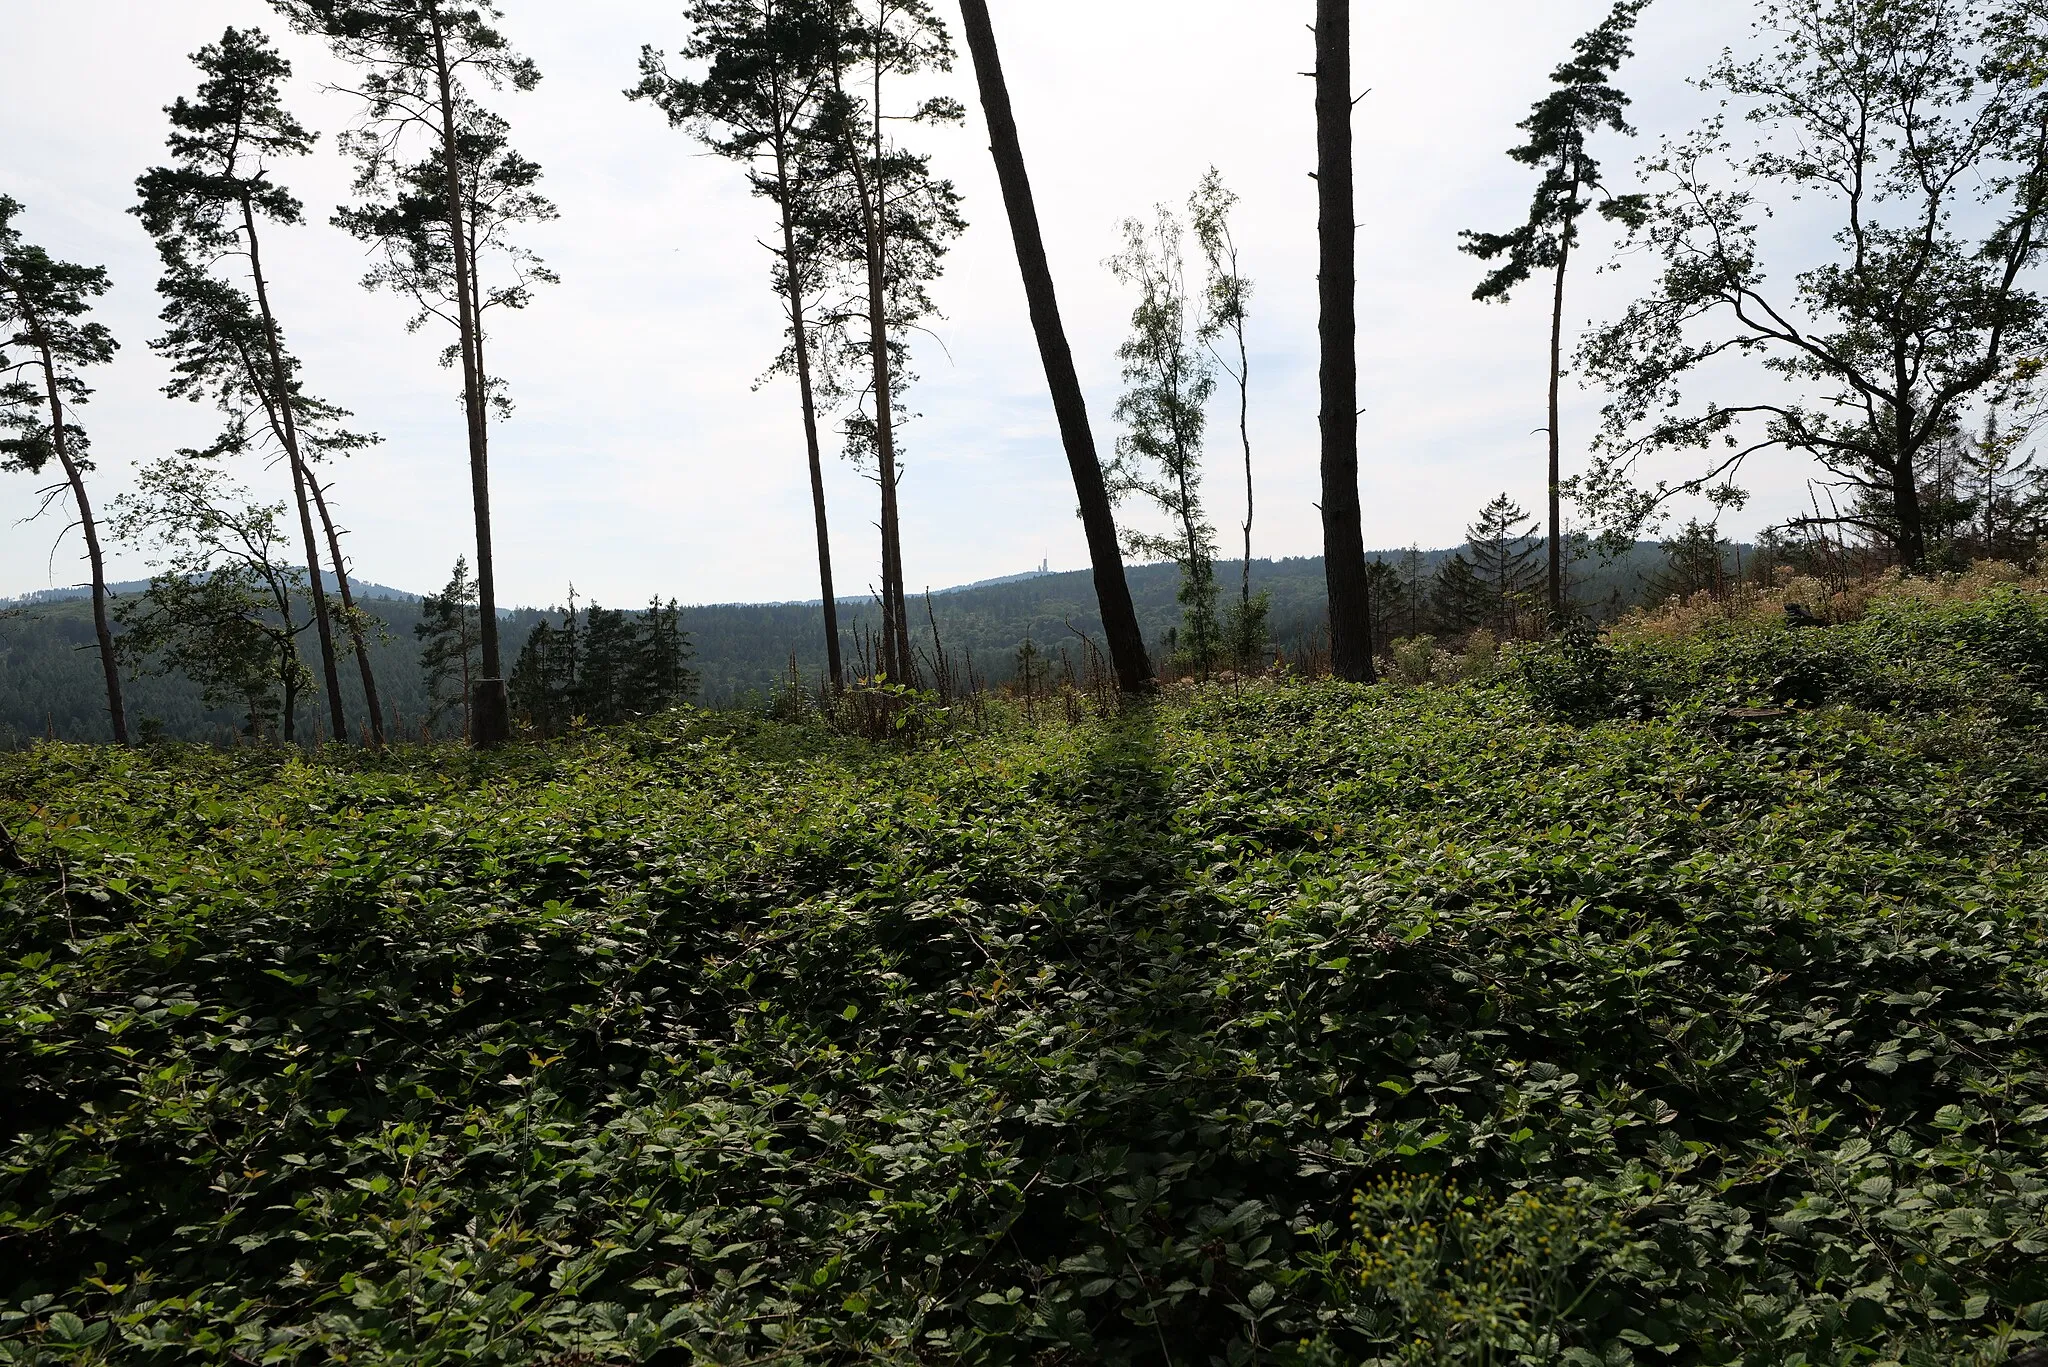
xmin=0 ymin=546 xmax=1671 ymax=745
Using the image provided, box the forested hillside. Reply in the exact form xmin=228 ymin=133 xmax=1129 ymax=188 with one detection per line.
xmin=0 ymin=547 xmax=1668 ymax=745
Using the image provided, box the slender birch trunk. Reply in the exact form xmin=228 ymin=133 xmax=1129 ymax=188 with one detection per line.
xmin=1236 ymin=311 xmax=1253 ymax=609
xmin=38 ymin=339 xmax=128 ymax=744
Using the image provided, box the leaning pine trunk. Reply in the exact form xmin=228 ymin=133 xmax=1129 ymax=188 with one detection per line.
xmin=30 ymin=333 xmax=128 ymax=743
xmin=243 ymin=195 xmax=349 ymax=744
xmin=1316 ymin=0 xmax=1375 ymax=682
xmin=1546 ymin=233 xmax=1569 ymax=621
xmin=774 ymin=136 xmax=845 ymax=692
xmin=308 ymin=476 xmax=387 ymax=746
xmin=956 ymin=0 xmax=1153 ymax=694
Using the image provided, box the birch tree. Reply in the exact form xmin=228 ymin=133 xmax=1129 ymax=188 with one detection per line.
xmin=1106 ymin=207 xmax=1222 ymax=672
xmin=113 ymin=459 xmax=313 ymax=742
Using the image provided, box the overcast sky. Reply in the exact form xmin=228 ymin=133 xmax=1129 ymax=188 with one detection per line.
xmin=3 ymin=0 xmax=1807 ymax=607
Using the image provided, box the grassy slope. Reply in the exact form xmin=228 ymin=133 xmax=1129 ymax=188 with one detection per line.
xmin=2 ymin=589 xmax=2045 ymax=1365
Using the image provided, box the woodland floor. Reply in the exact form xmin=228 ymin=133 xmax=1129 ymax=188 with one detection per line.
xmin=3 ymin=589 xmax=2047 ymax=1365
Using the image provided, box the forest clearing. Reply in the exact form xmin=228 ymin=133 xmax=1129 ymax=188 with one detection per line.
xmin=5 ymin=577 xmax=2047 ymax=1364
xmin=8 ymin=0 xmax=2048 ymax=1360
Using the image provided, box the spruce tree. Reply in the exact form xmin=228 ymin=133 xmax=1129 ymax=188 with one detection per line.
xmin=510 ymin=593 xmax=695 ymax=733
xmin=631 ymin=0 xmax=851 ymax=690
xmin=509 ymin=594 xmax=577 ymax=737
xmin=415 ymin=555 xmax=480 ymax=737
xmin=134 ymin=26 xmax=389 ymax=746
xmin=1430 ymin=553 xmax=1486 ymax=636
xmin=1466 ymin=493 xmax=1544 ymax=635
xmin=0 ymin=198 xmax=128 ymax=743
xmin=1462 ymin=0 xmax=1649 ymax=620
xmin=1654 ymin=519 xmax=1730 ymax=602
xmin=632 ymin=598 xmax=698 ymax=712
xmin=273 ymin=0 xmax=552 ymax=746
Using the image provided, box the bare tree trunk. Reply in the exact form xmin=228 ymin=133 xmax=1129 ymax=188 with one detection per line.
xmin=243 ymin=196 xmax=348 ymax=744
xmin=1891 ymin=382 xmax=1927 ymax=568
xmin=956 ymin=0 xmax=1153 ymax=695
xmin=12 ymin=295 xmax=129 ymax=744
xmin=867 ymin=229 xmax=905 ymax=682
xmin=1316 ymin=0 xmax=1375 ymax=682
xmin=1894 ymin=454 xmax=1927 ymax=568
xmin=431 ymin=12 xmax=509 ymax=745
xmin=44 ymin=367 xmax=128 ymax=745
xmin=775 ymin=141 xmax=844 ymax=692
xmin=307 ymin=477 xmax=386 ymax=746
xmin=277 ymin=584 xmax=300 ymax=743
xmin=1546 ymin=237 xmax=1569 ymax=621
xmin=850 ymin=71 xmax=911 ymax=685
xmin=1237 ymin=311 xmax=1253 ymax=610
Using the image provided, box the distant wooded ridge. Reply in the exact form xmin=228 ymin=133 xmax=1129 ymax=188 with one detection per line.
xmin=1 ymin=546 xmax=1680 ymax=747
xmin=0 ymin=545 xmax=1664 ymax=614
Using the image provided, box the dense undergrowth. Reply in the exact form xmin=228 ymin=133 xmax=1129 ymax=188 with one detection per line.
xmin=2 ymin=587 xmax=2046 ymax=1365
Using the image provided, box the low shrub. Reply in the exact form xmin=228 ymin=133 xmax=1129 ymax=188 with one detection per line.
xmin=1516 ymin=583 xmax=2048 ymax=725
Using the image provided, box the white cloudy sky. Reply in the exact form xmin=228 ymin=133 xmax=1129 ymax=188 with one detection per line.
xmin=3 ymin=0 xmax=1805 ymax=607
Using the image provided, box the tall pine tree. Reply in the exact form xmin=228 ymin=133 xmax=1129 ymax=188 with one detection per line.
xmin=0 ymin=198 xmax=128 ymax=743
xmin=1462 ymin=0 xmax=1649 ymax=620
xmin=273 ymin=0 xmax=552 ymax=746
xmin=134 ymin=26 xmax=389 ymax=746
xmin=632 ymin=0 xmax=850 ymax=690
xmin=817 ymin=0 xmax=963 ymax=684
